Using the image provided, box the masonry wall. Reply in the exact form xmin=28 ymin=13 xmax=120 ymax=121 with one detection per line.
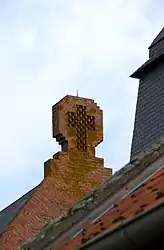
xmin=131 ymin=61 xmax=164 ymax=159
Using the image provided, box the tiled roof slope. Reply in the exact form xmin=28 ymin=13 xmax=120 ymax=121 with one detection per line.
xmin=18 ymin=135 xmax=164 ymax=250
xmin=55 ymin=167 xmax=164 ymax=250
xmin=0 ymin=186 xmax=37 ymax=236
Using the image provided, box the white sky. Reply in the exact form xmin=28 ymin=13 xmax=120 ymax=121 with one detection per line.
xmin=0 ymin=0 xmax=164 ymax=210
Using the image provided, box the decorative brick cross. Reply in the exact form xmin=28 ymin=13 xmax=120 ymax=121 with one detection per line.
xmin=68 ymin=104 xmax=95 ymax=152
xmin=52 ymin=95 xmax=103 ymax=156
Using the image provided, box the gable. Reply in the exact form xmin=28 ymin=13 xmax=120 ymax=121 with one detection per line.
xmin=0 ymin=186 xmax=37 ymax=236
xmin=0 ymin=165 xmax=111 ymax=250
xmin=0 ymin=95 xmax=113 ymax=250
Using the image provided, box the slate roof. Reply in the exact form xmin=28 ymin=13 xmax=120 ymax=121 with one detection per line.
xmin=0 ymin=186 xmax=37 ymax=236
xmin=149 ymin=27 xmax=164 ymax=48
xmin=130 ymin=50 xmax=164 ymax=79
xmin=55 ymin=167 xmax=164 ymax=250
xmin=18 ymin=135 xmax=164 ymax=250
xmin=131 ymin=27 xmax=164 ymax=79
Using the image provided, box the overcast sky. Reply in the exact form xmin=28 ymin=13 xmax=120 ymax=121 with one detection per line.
xmin=0 ymin=0 xmax=164 ymax=210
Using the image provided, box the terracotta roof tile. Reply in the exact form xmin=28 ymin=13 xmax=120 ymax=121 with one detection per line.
xmin=54 ymin=168 xmax=164 ymax=250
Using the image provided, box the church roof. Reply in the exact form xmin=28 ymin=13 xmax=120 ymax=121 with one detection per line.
xmin=55 ymin=167 xmax=164 ymax=250
xmin=0 ymin=186 xmax=37 ymax=236
xmin=18 ymin=135 xmax=164 ymax=250
xmin=131 ymin=27 xmax=164 ymax=79
xmin=149 ymin=27 xmax=164 ymax=48
xmin=15 ymin=28 xmax=164 ymax=250
xmin=130 ymin=50 xmax=164 ymax=79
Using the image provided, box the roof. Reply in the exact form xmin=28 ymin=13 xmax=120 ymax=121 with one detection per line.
xmin=77 ymin=202 xmax=164 ymax=250
xmin=55 ymin=167 xmax=164 ymax=250
xmin=18 ymin=135 xmax=164 ymax=250
xmin=0 ymin=186 xmax=37 ymax=235
xmin=130 ymin=50 xmax=164 ymax=79
xmin=131 ymin=27 xmax=164 ymax=79
xmin=149 ymin=27 xmax=164 ymax=48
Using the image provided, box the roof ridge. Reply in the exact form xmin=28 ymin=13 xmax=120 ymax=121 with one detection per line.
xmin=149 ymin=27 xmax=164 ymax=48
xmin=0 ymin=183 xmax=41 ymax=236
xmin=18 ymin=135 xmax=164 ymax=250
xmin=0 ymin=185 xmax=38 ymax=214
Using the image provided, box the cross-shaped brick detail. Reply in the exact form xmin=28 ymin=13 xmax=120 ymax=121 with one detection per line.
xmin=68 ymin=104 xmax=95 ymax=152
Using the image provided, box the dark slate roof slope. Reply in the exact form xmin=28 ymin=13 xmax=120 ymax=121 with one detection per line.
xmin=0 ymin=186 xmax=38 ymax=235
xmin=131 ymin=27 xmax=164 ymax=79
xmin=149 ymin=27 xmax=164 ymax=48
xmin=130 ymin=50 xmax=164 ymax=79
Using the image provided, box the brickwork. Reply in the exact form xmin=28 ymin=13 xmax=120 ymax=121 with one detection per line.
xmin=52 ymin=95 xmax=103 ymax=157
xmin=15 ymin=27 xmax=164 ymax=250
xmin=0 ymin=95 xmax=112 ymax=250
xmin=46 ymin=95 xmax=112 ymax=194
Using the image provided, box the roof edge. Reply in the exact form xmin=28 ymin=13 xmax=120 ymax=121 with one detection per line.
xmin=0 ymin=185 xmax=38 ymax=214
xmin=79 ymin=201 xmax=164 ymax=250
xmin=148 ymin=36 xmax=164 ymax=49
xmin=148 ymin=27 xmax=164 ymax=49
xmin=130 ymin=51 xmax=164 ymax=79
xmin=18 ymin=135 xmax=164 ymax=250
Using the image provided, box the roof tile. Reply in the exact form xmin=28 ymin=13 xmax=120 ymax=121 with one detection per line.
xmin=54 ymin=168 xmax=164 ymax=250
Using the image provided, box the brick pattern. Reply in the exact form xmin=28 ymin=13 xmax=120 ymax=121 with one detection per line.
xmin=0 ymin=95 xmax=112 ymax=250
xmin=44 ymin=151 xmax=112 ymax=196
xmin=131 ymin=61 xmax=164 ymax=159
xmin=52 ymin=95 xmax=103 ymax=157
xmin=68 ymin=105 xmax=95 ymax=152
xmin=54 ymin=168 xmax=164 ymax=250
